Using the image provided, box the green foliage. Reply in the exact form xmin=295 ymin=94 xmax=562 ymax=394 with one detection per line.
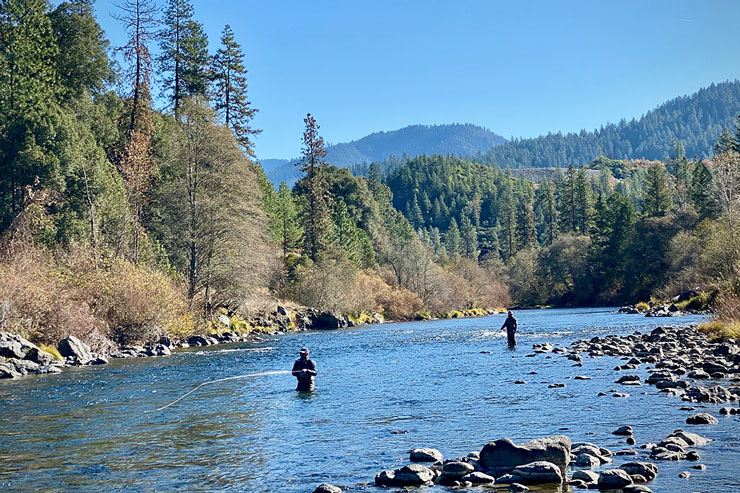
xmin=158 ymin=0 xmax=211 ymax=112
xmin=212 ymin=24 xmax=258 ymax=153
xmin=481 ymin=81 xmax=740 ymax=168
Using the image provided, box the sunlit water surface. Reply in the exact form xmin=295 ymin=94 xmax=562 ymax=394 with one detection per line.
xmin=2 ymin=308 xmax=738 ymax=492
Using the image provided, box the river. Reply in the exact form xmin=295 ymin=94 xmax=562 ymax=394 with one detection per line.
xmin=1 ymin=307 xmax=738 ymax=492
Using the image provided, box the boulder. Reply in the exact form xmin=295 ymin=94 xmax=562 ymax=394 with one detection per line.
xmin=479 ymin=435 xmax=571 ymax=477
xmin=619 ymin=462 xmax=658 ymax=481
xmin=375 ymin=464 xmax=434 ymax=486
xmin=409 ymin=447 xmax=443 ymax=463
xmin=510 ymin=461 xmax=563 ymax=484
xmin=597 ymin=469 xmax=633 ymax=489
xmin=571 ymin=470 xmax=599 ymax=485
xmin=34 ymin=365 xmax=62 ymax=375
xmin=57 ymin=336 xmax=93 ymax=364
xmin=509 ymin=484 xmax=530 ymax=492
xmin=312 ymin=484 xmax=341 ymax=493
xmin=460 ymin=471 xmax=495 ymax=484
xmin=685 ymin=413 xmax=718 ymax=425
xmin=441 ymin=461 xmax=475 ymax=479
xmin=623 ymin=486 xmax=653 ymax=493
xmin=0 ymin=361 xmax=21 ymax=378
xmin=308 ymin=311 xmax=349 ymax=329
xmin=574 ymin=453 xmax=600 ymax=468
xmin=616 ymin=375 xmax=642 ymax=385
xmin=25 ymin=347 xmax=55 ymax=365
xmin=187 ymin=335 xmax=209 ymax=347
xmin=613 ymin=425 xmax=634 ymax=436
xmin=0 ymin=332 xmax=40 ymax=360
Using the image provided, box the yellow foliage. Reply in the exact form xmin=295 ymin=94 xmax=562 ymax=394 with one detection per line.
xmin=635 ymin=302 xmax=650 ymax=311
xmin=39 ymin=344 xmax=62 ymax=361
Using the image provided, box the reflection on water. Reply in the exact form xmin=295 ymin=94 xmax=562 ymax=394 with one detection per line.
xmin=1 ymin=308 xmax=738 ymax=492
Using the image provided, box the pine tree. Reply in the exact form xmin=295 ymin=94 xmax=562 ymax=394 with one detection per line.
xmin=716 ymin=128 xmax=736 ymax=155
xmin=537 ymin=180 xmax=558 ymax=246
xmin=296 ymin=113 xmax=332 ymax=261
xmin=516 ymin=196 xmax=537 ymax=250
xmin=212 ymin=25 xmax=259 ymax=154
xmin=158 ymin=0 xmax=211 ymax=113
xmin=642 ymin=161 xmax=673 ymax=217
xmin=574 ymin=167 xmax=592 ymax=233
xmin=690 ymin=160 xmax=715 ymax=219
xmin=557 ymin=164 xmax=577 ymax=233
xmin=269 ymin=182 xmax=302 ymax=257
xmin=498 ymin=186 xmax=517 ymax=258
xmin=50 ymin=0 xmax=114 ymax=99
xmin=460 ymin=215 xmax=478 ymax=260
xmin=0 ymin=0 xmax=61 ymax=221
xmin=114 ymin=0 xmax=157 ymax=134
xmin=445 ymin=217 xmax=461 ymax=257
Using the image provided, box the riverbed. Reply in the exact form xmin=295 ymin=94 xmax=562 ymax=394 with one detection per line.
xmin=2 ymin=307 xmax=737 ymax=492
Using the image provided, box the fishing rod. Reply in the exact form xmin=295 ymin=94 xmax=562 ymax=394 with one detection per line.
xmin=152 ymin=370 xmax=293 ymax=412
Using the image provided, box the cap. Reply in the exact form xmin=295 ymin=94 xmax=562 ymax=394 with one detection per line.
xmin=299 ymin=348 xmax=309 ymax=354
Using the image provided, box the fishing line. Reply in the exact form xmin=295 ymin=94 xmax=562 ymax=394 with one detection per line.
xmin=151 ymin=370 xmax=292 ymax=412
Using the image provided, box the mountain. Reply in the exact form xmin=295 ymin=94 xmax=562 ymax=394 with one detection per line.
xmin=479 ymin=80 xmax=740 ymax=168
xmin=260 ymin=123 xmax=506 ymax=186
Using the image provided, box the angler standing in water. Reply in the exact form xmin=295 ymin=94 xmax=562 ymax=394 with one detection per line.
xmin=292 ymin=348 xmax=317 ymax=391
xmin=501 ymin=311 xmax=518 ymax=347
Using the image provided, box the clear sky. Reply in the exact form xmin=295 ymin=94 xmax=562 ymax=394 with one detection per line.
xmin=90 ymin=0 xmax=740 ymax=160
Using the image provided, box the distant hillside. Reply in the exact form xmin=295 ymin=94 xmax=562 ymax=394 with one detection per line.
xmin=261 ymin=123 xmax=506 ymax=186
xmin=479 ymin=80 xmax=740 ymax=168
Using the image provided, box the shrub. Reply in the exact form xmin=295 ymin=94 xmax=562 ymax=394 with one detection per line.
xmin=40 ymin=344 xmax=63 ymax=361
xmin=635 ymin=301 xmax=650 ymax=312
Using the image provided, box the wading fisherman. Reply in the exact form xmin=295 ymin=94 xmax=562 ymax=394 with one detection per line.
xmin=292 ymin=348 xmax=317 ymax=391
xmin=501 ymin=311 xmax=518 ymax=347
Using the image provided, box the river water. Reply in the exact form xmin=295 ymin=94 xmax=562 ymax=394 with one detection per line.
xmin=2 ymin=308 xmax=738 ymax=492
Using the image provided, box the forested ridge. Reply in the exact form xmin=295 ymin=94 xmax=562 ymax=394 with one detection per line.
xmin=2 ymin=1 xmax=740 ymax=353
xmin=479 ymin=81 xmax=740 ymax=168
xmin=263 ymin=123 xmax=506 ymax=187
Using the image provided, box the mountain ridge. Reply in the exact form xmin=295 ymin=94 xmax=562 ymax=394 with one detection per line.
xmin=260 ymin=123 xmax=506 ymax=186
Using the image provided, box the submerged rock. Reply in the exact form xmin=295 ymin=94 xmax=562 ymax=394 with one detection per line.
xmin=312 ymin=484 xmax=341 ymax=493
xmin=685 ymin=413 xmax=718 ymax=425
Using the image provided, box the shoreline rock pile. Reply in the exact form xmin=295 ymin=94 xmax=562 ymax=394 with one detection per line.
xmin=559 ymin=325 xmax=740 ymax=407
xmin=361 ymin=432 xmax=694 ymax=492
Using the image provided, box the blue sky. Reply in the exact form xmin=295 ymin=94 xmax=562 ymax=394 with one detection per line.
xmin=91 ymin=0 xmax=740 ymax=160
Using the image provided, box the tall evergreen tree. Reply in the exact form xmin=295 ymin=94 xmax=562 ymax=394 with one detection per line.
xmin=574 ymin=167 xmax=592 ymax=233
xmin=642 ymin=161 xmax=673 ymax=217
xmin=516 ymin=196 xmax=537 ymax=250
xmin=716 ymin=128 xmax=736 ymax=155
xmin=445 ymin=217 xmax=461 ymax=257
xmin=268 ymin=182 xmax=302 ymax=257
xmin=690 ymin=160 xmax=715 ymax=219
xmin=114 ymin=0 xmax=157 ymax=134
xmin=158 ymin=0 xmax=210 ymax=113
xmin=50 ymin=0 xmax=114 ymax=99
xmin=499 ymin=186 xmax=517 ymax=258
xmin=212 ymin=25 xmax=258 ymax=154
xmin=296 ymin=113 xmax=332 ymax=261
xmin=557 ymin=164 xmax=577 ymax=233
xmin=0 ymin=0 xmax=61 ymax=221
xmin=537 ymin=180 xmax=558 ymax=246
xmin=460 ymin=215 xmax=478 ymax=260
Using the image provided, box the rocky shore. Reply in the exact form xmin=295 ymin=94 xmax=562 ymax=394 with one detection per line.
xmin=311 ymin=324 xmax=736 ymax=492
xmin=0 ymin=307 xmax=384 ymax=380
xmin=313 ymin=429 xmax=711 ymax=492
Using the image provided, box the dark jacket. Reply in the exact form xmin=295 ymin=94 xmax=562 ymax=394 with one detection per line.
xmin=292 ymin=357 xmax=317 ymax=391
xmin=501 ymin=315 xmax=517 ymax=332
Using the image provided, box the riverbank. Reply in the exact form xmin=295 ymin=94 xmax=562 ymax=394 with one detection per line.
xmin=0 ymin=305 xmax=505 ymax=380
